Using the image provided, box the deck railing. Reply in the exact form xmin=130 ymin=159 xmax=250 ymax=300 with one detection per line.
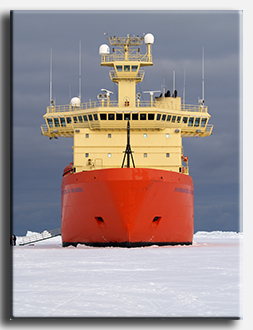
xmin=46 ymin=100 xmax=208 ymax=114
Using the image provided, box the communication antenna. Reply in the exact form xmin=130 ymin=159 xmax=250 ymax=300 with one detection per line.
xmin=173 ymin=70 xmax=175 ymax=93
xmin=202 ymin=46 xmax=205 ymax=101
xmin=79 ymin=40 xmax=82 ymax=102
xmin=199 ymin=47 xmax=205 ymax=106
xmin=183 ymin=68 xmax=186 ymax=106
xmin=49 ymin=48 xmax=53 ymax=106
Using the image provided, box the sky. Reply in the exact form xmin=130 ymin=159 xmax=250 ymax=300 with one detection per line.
xmin=11 ymin=10 xmax=242 ymax=236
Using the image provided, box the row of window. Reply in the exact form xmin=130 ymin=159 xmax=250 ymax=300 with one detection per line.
xmin=116 ymin=65 xmax=138 ymax=72
xmin=85 ymin=153 xmax=171 ymax=158
xmin=47 ymin=113 xmax=207 ymax=128
xmin=84 ymin=133 xmax=170 ymax=138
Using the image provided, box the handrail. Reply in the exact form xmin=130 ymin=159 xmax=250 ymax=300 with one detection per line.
xmin=46 ymin=100 xmax=208 ymax=114
xmin=101 ymin=52 xmax=152 ymax=63
xmin=19 ymin=228 xmax=61 ymax=246
xmin=47 ymin=100 xmax=118 ymax=113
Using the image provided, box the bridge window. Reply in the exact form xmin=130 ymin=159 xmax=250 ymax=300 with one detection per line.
xmin=73 ymin=116 xmax=78 ymax=123
xmin=156 ymin=114 xmax=161 ymax=120
xmin=116 ymin=113 xmax=122 ymax=120
xmin=201 ymin=118 xmax=207 ymax=127
xmin=116 ymin=65 xmax=122 ymax=72
xmin=54 ymin=118 xmax=60 ymax=127
xmin=132 ymin=65 xmax=138 ymax=71
xmin=78 ymin=116 xmax=83 ymax=123
xmin=171 ymin=116 xmax=176 ymax=123
xmin=124 ymin=113 xmax=130 ymax=120
xmin=182 ymin=117 xmax=188 ymax=124
xmin=60 ymin=117 xmax=66 ymax=127
xmin=100 ymin=113 xmax=107 ymax=120
xmin=148 ymin=113 xmax=155 ymax=120
xmin=140 ymin=113 xmax=146 ymax=120
xmin=177 ymin=116 xmax=181 ymax=123
xmin=83 ymin=115 xmax=88 ymax=122
xmin=194 ymin=117 xmax=200 ymax=127
xmin=93 ymin=114 xmax=98 ymax=121
xmin=88 ymin=114 xmax=93 ymax=121
xmin=47 ymin=118 xmax=53 ymax=127
xmin=162 ymin=114 xmax=166 ymax=121
xmin=66 ymin=117 xmax=72 ymax=124
xmin=124 ymin=65 xmax=130 ymax=72
xmin=132 ymin=113 xmax=138 ymax=120
xmin=167 ymin=115 xmax=171 ymax=122
xmin=188 ymin=117 xmax=194 ymax=126
xmin=108 ymin=113 xmax=115 ymax=120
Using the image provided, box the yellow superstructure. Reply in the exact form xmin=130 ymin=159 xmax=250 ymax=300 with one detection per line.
xmin=41 ymin=34 xmax=213 ymax=174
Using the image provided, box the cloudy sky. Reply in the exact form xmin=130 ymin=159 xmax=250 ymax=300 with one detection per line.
xmin=12 ymin=10 xmax=242 ymax=236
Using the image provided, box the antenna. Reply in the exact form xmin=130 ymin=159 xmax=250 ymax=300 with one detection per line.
xmin=50 ymin=48 xmax=53 ymax=105
xmin=173 ymin=70 xmax=175 ymax=93
xmin=202 ymin=46 xmax=204 ymax=101
xmin=183 ymin=68 xmax=186 ymax=106
xmin=79 ymin=40 xmax=82 ymax=102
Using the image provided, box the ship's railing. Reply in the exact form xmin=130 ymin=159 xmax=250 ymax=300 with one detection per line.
xmin=46 ymin=100 xmax=208 ymax=114
xmin=205 ymin=124 xmax=214 ymax=134
xmin=41 ymin=124 xmax=74 ymax=136
xmin=101 ymin=52 xmax=152 ymax=63
xmin=181 ymin=104 xmax=208 ymax=113
xmin=46 ymin=100 xmax=118 ymax=113
xmin=181 ymin=166 xmax=189 ymax=175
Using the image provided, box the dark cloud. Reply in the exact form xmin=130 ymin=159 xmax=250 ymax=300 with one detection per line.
xmin=12 ymin=11 xmax=241 ymax=235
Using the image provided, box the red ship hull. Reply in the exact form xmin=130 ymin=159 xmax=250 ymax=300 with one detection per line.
xmin=61 ymin=168 xmax=194 ymax=247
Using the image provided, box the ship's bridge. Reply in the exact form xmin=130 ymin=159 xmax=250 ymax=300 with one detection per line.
xmin=41 ymin=97 xmax=213 ymax=138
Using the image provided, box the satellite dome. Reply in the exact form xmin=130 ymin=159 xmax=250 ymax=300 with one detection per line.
xmin=99 ymin=44 xmax=110 ymax=55
xmin=71 ymin=97 xmax=80 ymax=107
xmin=144 ymin=33 xmax=154 ymax=44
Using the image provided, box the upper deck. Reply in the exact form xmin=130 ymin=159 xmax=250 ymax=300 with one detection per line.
xmin=41 ymin=96 xmax=213 ymax=138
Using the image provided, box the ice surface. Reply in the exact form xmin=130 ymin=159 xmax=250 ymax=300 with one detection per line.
xmin=12 ymin=232 xmax=242 ymax=318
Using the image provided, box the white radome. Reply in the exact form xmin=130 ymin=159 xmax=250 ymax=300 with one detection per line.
xmin=144 ymin=33 xmax=154 ymax=44
xmin=70 ymin=97 xmax=80 ymax=107
xmin=99 ymin=44 xmax=110 ymax=55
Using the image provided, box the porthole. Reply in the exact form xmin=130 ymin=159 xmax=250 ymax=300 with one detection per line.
xmin=108 ymin=153 xmax=112 ymax=158
xmin=143 ymin=133 xmax=147 ymax=138
xmin=166 ymin=133 xmax=169 ymax=138
xmin=144 ymin=153 xmax=147 ymax=158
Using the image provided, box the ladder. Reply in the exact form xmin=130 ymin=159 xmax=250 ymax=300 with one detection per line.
xmin=19 ymin=228 xmax=61 ymax=246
